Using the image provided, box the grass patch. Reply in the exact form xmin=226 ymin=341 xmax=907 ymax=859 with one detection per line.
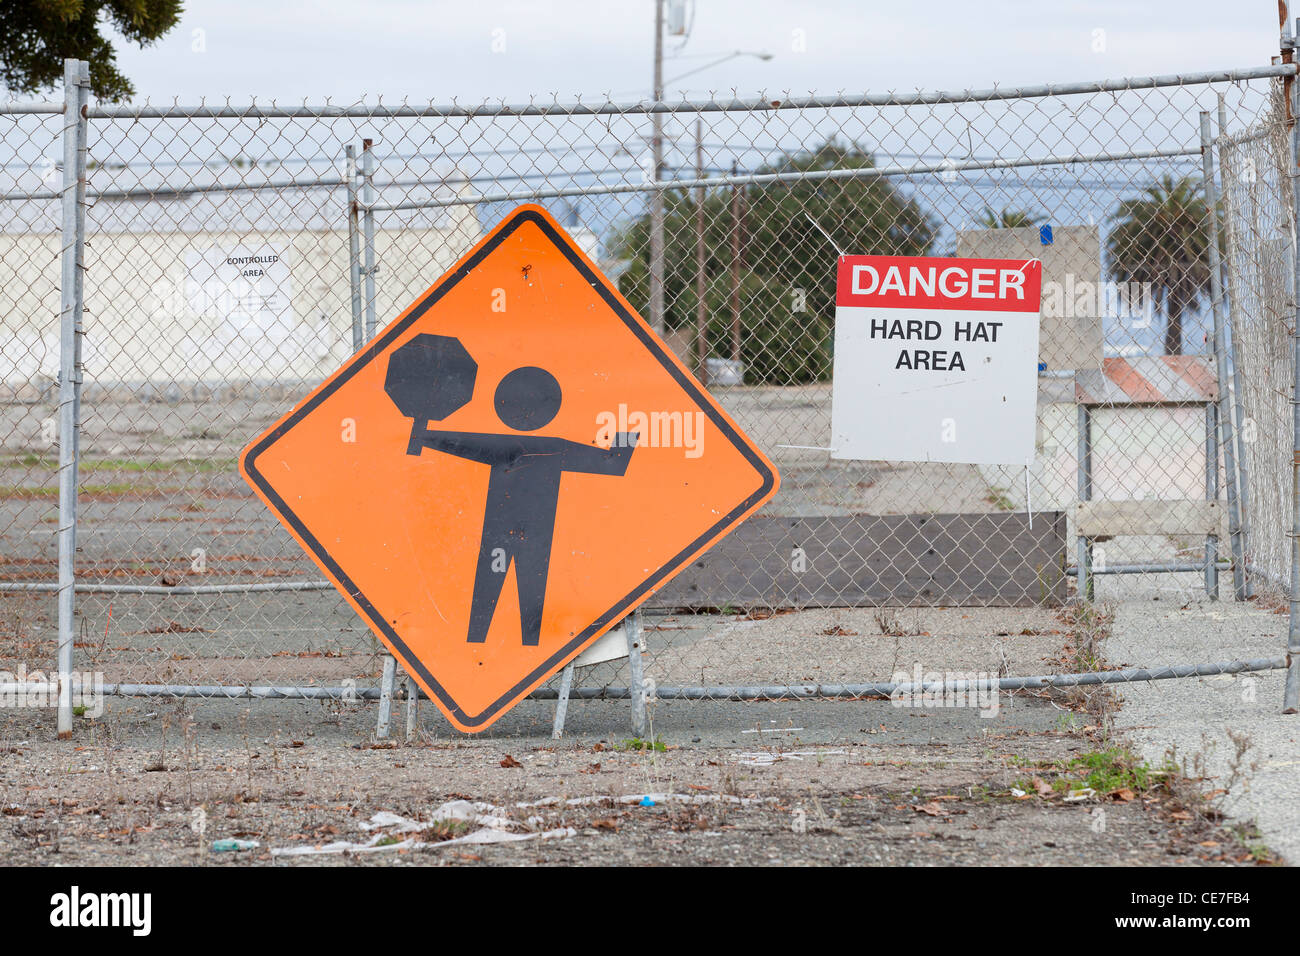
xmin=0 ymin=481 xmax=217 ymax=500
xmin=620 ymin=736 xmax=666 ymax=752
xmin=1010 ymin=746 xmax=1175 ymax=798
xmin=0 ymin=482 xmax=159 ymax=498
xmin=1 ymin=455 xmax=236 ymax=474
xmin=1067 ymin=747 xmax=1172 ymax=793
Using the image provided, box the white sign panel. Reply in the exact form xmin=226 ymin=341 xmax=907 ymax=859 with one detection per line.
xmin=184 ymin=241 xmax=295 ymax=366
xmin=830 ymin=255 xmax=1043 ymax=465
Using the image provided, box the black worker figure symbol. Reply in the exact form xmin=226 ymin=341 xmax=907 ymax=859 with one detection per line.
xmin=384 ymin=334 xmax=638 ymax=647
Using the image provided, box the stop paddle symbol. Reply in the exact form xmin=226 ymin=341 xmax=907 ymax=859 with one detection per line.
xmin=383 ymin=333 xmax=478 ymax=423
xmin=240 ymin=205 xmax=778 ymax=732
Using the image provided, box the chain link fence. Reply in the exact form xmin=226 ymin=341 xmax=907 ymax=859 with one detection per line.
xmin=2 ymin=58 xmax=1298 ymax=733
xmin=1219 ymin=85 xmax=1295 ymax=598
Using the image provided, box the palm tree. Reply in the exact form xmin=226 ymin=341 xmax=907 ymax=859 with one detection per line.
xmin=1106 ymin=174 xmax=1211 ymax=355
xmin=976 ymin=206 xmax=1044 ymax=229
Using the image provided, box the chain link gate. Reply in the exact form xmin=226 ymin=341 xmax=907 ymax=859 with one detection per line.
xmin=2 ymin=57 xmax=1299 ymax=736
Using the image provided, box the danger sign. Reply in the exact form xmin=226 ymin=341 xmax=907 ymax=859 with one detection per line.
xmin=240 ymin=205 xmax=778 ymax=733
xmin=830 ymin=255 xmax=1042 ymax=465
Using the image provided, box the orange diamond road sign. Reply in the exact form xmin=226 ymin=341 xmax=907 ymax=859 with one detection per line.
xmin=240 ymin=204 xmax=779 ymax=732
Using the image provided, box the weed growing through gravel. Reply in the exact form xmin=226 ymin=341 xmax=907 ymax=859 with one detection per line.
xmin=1054 ymin=601 xmax=1116 ymax=673
xmin=1228 ymin=823 xmax=1275 ymax=863
xmin=1067 ymin=747 xmax=1173 ymax=793
xmin=620 ymin=737 xmax=666 ymax=752
xmin=1009 ymin=746 xmax=1176 ymax=798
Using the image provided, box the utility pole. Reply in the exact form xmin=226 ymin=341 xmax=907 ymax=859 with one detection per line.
xmin=694 ymin=118 xmax=708 ymax=383
xmin=649 ymin=0 xmax=666 ymax=334
xmin=729 ymin=159 xmax=743 ymax=363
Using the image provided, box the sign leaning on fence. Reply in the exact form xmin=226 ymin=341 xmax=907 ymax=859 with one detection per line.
xmin=239 ymin=204 xmax=779 ymax=732
xmin=830 ymin=255 xmax=1043 ymax=465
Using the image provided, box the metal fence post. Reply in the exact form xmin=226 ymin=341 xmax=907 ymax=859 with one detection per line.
xmin=1285 ymin=20 xmax=1300 ymax=712
xmin=1076 ymin=404 xmax=1093 ymax=602
xmin=71 ymin=60 xmax=88 ymax=553
xmin=625 ymin=609 xmax=648 ymax=737
xmin=376 ymin=654 xmax=397 ymax=739
xmin=1200 ymin=111 xmax=1245 ymax=600
xmin=1217 ymin=95 xmax=1255 ymax=599
xmin=361 ymin=138 xmax=377 ymax=342
xmin=1205 ymin=402 xmax=1220 ymax=598
xmin=551 ymin=661 xmax=575 ymax=739
xmin=354 ymin=137 xmax=404 ymax=737
xmin=404 ymin=675 xmax=419 ymax=739
xmin=56 ymin=58 xmax=89 ymax=739
xmin=345 ymin=144 xmax=364 ymax=353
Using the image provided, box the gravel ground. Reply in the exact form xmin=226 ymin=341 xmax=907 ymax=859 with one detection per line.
xmin=0 ymin=645 xmax=1279 ymax=866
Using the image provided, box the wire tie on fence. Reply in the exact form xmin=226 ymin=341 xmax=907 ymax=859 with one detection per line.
xmin=803 ymin=213 xmax=845 ymax=256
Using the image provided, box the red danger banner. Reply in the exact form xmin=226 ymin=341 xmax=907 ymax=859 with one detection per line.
xmin=836 ymin=255 xmax=1042 ymax=312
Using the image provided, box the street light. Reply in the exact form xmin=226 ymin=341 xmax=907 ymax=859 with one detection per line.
xmin=665 ymin=50 xmax=774 ymax=89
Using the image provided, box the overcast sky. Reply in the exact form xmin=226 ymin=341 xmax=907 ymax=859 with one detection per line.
xmin=103 ymin=0 xmax=1285 ymax=105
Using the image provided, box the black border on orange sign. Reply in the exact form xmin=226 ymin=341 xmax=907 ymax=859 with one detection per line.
xmin=240 ymin=205 xmax=779 ymax=731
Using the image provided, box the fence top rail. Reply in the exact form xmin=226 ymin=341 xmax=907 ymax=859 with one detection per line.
xmin=82 ymin=63 xmax=1297 ymax=121
xmin=0 ymin=143 xmax=1196 ymax=207
xmin=0 ymin=101 xmax=63 ymax=115
xmin=367 ymin=144 xmax=1204 ymax=212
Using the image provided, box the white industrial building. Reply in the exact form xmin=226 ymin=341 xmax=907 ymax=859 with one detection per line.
xmin=0 ymin=160 xmax=598 ymax=398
